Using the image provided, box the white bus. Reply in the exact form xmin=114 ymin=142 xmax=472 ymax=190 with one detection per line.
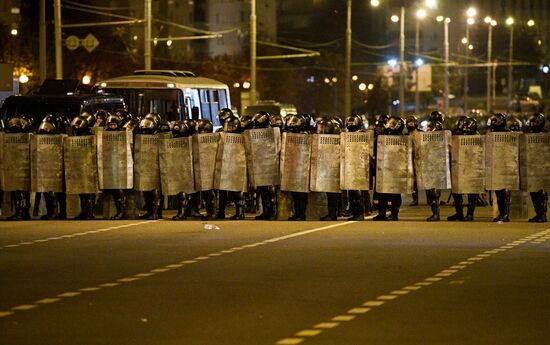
xmin=94 ymin=70 xmax=231 ymax=126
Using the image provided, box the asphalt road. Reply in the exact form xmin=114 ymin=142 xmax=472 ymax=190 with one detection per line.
xmin=1 ymin=206 xmax=549 ymax=345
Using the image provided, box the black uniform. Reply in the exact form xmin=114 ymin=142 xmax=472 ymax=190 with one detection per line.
xmin=71 ymin=115 xmax=97 ymax=220
xmin=196 ymin=119 xmax=217 ymax=221
xmin=286 ymin=114 xmax=309 ymax=221
xmin=406 ymin=115 xmax=419 ymax=206
xmin=489 ymin=113 xmax=512 ymax=222
xmin=424 ymin=120 xmax=444 ymax=222
xmin=252 ymin=111 xmax=277 ymax=220
xmin=102 ymin=114 xmax=127 ymax=220
xmin=527 ymin=112 xmax=548 ymax=223
xmin=137 ymin=117 xmax=161 ymax=220
xmin=448 ymin=117 xmax=480 ymax=221
xmin=172 ymin=120 xmax=199 ymax=220
xmin=344 ymin=114 xmax=368 ymax=221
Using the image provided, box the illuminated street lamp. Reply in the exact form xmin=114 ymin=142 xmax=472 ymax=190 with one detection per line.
xmin=436 ymin=16 xmax=444 ymax=23
xmin=391 ymin=15 xmax=399 ymax=23
xmin=466 ymin=7 xmax=477 ymax=18
xmin=352 ymin=75 xmax=358 ymax=81
xmin=82 ymin=75 xmax=91 ymax=85
xmin=387 ymin=58 xmax=398 ymax=67
xmin=485 ymin=17 xmax=496 ymax=112
xmin=416 ymin=9 xmax=427 ymax=19
xmin=242 ymin=81 xmax=251 ymax=89
xmin=367 ymin=83 xmax=374 ymax=90
xmin=461 ymin=37 xmax=468 ymax=44
xmin=425 ymin=0 xmax=437 ymax=9
xmin=19 ymin=74 xmax=29 ymax=83
xmin=358 ymin=83 xmax=367 ymax=91
xmin=10 ymin=28 xmax=18 ymax=36
xmin=370 ymin=0 xmax=380 ymax=7
xmin=506 ymin=17 xmax=515 ymax=110
xmin=415 ymin=58 xmax=424 ymax=67
xmin=464 ymin=8 xmax=476 ymax=111
xmin=527 ymin=19 xmax=535 ymax=27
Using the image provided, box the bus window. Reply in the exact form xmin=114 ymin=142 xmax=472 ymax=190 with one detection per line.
xmin=218 ymin=89 xmax=228 ymax=109
xmin=199 ymin=89 xmax=212 ymax=122
xmin=105 ymin=88 xmax=182 ymax=121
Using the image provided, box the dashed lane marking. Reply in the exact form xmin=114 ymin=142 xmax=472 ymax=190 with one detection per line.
xmin=0 ymin=221 xmax=356 ymax=320
xmin=0 ymin=221 xmax=158 ymax=250
xmin=275 ymin=227 xmax=550 ymax=344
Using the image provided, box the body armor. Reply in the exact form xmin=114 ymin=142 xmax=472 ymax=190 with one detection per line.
xmin=451 ymin=135 xmax=486 ymax=194
xmin=280 ymin=132 xmax=311 ymax=193
xmin=97 ymin=131 xmax=133 ymax=190
xmin=214 ymin=132 xmax=247 ymax=192
xmin=310 ymin=134 xmax=341 ymax=193
xmin=2 ymin=133 xmax=31 ymax=191
xmin=133 ymin=134 xmax=161 ymax=191
xmin=375 ymin=135 xmax=413 ymax=194
xmin=63 ymin=135 xmax=98 ymax=194
xmin=520 ymin=133 xmax=550 ymax=192
xmin=30 ymin=134 xmax=64 ymax=193
xmin=485 ymin=132 xmax=520 ymax=191
xmin=413 ymin=130 xmax=452 ymax=190
xmin=340 ymin=131 xmax=372 ymax=190
xmin=193 ymin=133 xmax=219 ymax=191
xmin=243 ymin=127 xmax=281 ymax=187
xmin=159 ymin=136 xmax=195 ymax=195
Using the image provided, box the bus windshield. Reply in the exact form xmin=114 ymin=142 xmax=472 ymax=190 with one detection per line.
xmin=105 ymin=88 xmax=183 ymax=121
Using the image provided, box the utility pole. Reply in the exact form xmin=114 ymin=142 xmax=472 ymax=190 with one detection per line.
xmin=508 ymin=25 xmax=514 ymax=110
xmin=486 ymin=24 xmax=492 ymax=113
xmin=54 ymin=0 xmax=62 ymax=79
xmin=415 ymin=20 xmax=420 ymax=113
xmin=250 ymin=0 xmax=257 ymax=106
xmin=444 ymin=18 xmax=450 ymax=113
xmin=344 ymin=0 xmax=352 ymax=116
xmin=40 ymin=0 xmax=46 ymax=83
xmin=399 ymin=6 xmax=405 ymax=115
xmin=144 ymin=0 xmax=152 ymax=69
xmin=464 ymin=25 xmax=470 ymax=112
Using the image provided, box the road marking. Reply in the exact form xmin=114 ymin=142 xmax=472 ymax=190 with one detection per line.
xmin=276 ymin=338 xmax=304 ymax=345
xmin=275 ymin=227 xmax=550 ymax=344
xmin=12 ymin=304 xmax=37 ymax=311
xmin=296 ymin=330 xmax=322 ymax=337
xmin=36 ymin=298 xmax=60 ymax=304
xmin=0 ymin=311 xmax=14 ymax=317
xmin=2 ymin=221 xmax=357 ymax=320
xmin=0 ymin=221 xmax=158 ymax=250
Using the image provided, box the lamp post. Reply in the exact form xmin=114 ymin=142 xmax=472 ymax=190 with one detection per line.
xmin=444 ymin=17 xmax=450 ymax=113
xmin=414 ymin=8 xmax=426 ymax=113
xmin=464 ymin=7 xmax=476 ymax=113
xmin=345 ymin=0 xmax=352 ymax=116
xmin=250 ymin=0 xmax=257 ymax=106
xmin=484 ymin=16 xmax=496 ymax=113
xmin=506 ymin=17 xmax=514 ymax=111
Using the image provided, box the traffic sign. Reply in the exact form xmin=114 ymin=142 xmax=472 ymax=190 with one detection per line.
xmin=81 ymin=33 xmax=99 ymax=53
xmin=65 ymin=35 xmax=80 ymax=50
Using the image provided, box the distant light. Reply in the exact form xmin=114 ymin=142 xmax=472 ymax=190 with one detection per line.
xmin=66 ymin=92 xmax=74 ymax=96
xmin=10 ymin=28 xmax=18 ymax=36
xmin=324 ymin=77 xmax=330 ymax=84
xmin=242 ymin=81 xmax=251 ymax=89
xmin=359 ymin=83 xmax=367 ymax=91
xmin=467 ymin=17 xmax=475 ymax=25
xmin=491 ymin=20 xmax=497 ymax=26
xmin=100 ymin=82 xmax=107 ymax=87
xmin=527 ymin=19 xmax=535 ymax=27
xmin=436 ymin=16 xmax=444 ymax=22
xmin=133 ymin=35 xmax=138 ymax=41
xmin=466 ymin=7 xmax=477 ymax=18
xmin=392 ymin=99 xmax=400 ymax=106
xmin=538 ymin=40 xmax=542 ymax=46
xmin=420 ymin=120 xmax=428 ymax=127
xmin=445 ymin=17 xmax=451 ymax=24
xmin=506 ymin=17 xmax=514 ymax=25
xmin=387 ymin=58 xmax=398 ymax=67
xmin=82 ymin=75 xmax=91 ymax=85
xmin=425 ymin=0 xmax=437 ymax=9
xmin=352 ymin=75 xmax=358 ymax=81
xmin=461 ymin=37 xmax=468 ymax=44
xmin=484 ymin=16 xmax=492 ymax=24
xmin=415 ymin=58 xmax=424 ymax=67
xmin=391 ymin=15 xmax=399 ymax=23
xmin=468 ymin=44 xmax=474 ymax=50
xmin=331 ymin=77 xmax=338 ymax=83
xmin=233 ymin=82 xmax=240 ymax=88
xmin=166 ymin=39 xmax=173 ymax=47
xmin=153 ymin=37 xmax=158 ymax=46
xmin=370 ymin=0 xmax=380 ymax=7
xmin=416 ymin=9 xmax=427 ymax=20
xmin=167 ymin=83 xmax=175 ymax=88
xmin=542 ymin=65 xmax=550 ymax=74
xmin=367 ymin=83 xmax=374 ymax=90
xmin=19 ymin=74 xmax=29 ymax=83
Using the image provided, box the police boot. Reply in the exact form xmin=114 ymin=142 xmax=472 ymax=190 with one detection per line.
xmin=255 ymin=191 xmax=270 ymax=220
xmin=321 ymin=193 xmax=338 ymax=221
xmin=348 ymin=199 xmax=365 ymax=221
xmin=388 ymin=206 xmax=399 ymax=221
xmin=373 ymin=197 xmax=387 ymax=221
xmin=427 ymin=204 xmax=440 ymax=221
xmin=57 ymin=193 xmax=67 ymax=220
xmin=447 ymin=194 xmax=464 ymax=221
xmin=530 ymin=192 xmax=548 ymax=223
xmin=538 ymin=193 xmax=548 ymax=223
xmin=21 ymin=192 xmax=31 ymax=220
xmin=173 ymin=193 xmax=187 ymax=220
xmin=111 ymin=196 xmax=125 ymax=220
xmin=7 ymin=193 xmax=24 ymax=221
xmin=364 ymin=191 xmax=372 ymax=215
xmin=230 ymin=197 xmax=245 ymax=220
xmin=41 ymin=192 xmax=58 ymax=220
xmin=410 ymin=190 xmax=419 ymax=206
xmin=298 ymin=195 xmax=308 ymax=221
xmin=463 ymin=195 xmax=477 ymax=221
xmin=157 ymin=193 xmax=164 ymax=219
xmin=201 ymin=193 xmax=216 ymax=220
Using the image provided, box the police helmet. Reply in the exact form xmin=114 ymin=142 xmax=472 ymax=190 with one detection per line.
xmin=252 ymin=111 xmax=270 ymax=129
xmin=197 ymin=119 xmax=213 ymax=134
xmin=106 ymin=114 xmax=123 ymax=131
xmin=506 ymin=116 xmax=522 ymax=132
xmin=345 ymin=114 xmax=363 ymax=132
xmin=139 ymin=118 xmax=157 ymax=135
xmin=488 ymin=113 xmax=507 ymax=132
xmin=224 ymin=115 xmax=241 ymax=133
xmin=315 ymin=117 xmax=334 ymax=134
xmin=183 ymin=119 xmax=197 ymax=135
xmin=217 ymin=108 xmax=234 ymax=126
xmin=385 ymin=116 xmax=405 ymax=135
xmin=462 ymin=117 xmax=478 ymax=135
xmin=527 ymin=112 xmax=545 ymax=133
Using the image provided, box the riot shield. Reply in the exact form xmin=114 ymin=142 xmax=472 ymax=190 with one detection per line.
xmin=133 ymin=134 xmax=160 ymax=191
xmin=375 ymin=135 xmax=413 ymax=194
xmin=64 ymin=135 xmax=98 ymax=194
xmin=280 ymin=132 xmax=311 ymax=193
xmin=159 ymin=136 xmax=195 ymax=195
xmin=214 ymin=133 xmax=247 ymax=192
xmin=485 ymin=132 xmax=520 ymax=191
xmin=414 ymin=130 xmax=452 ymax=190
xmin=97 ymin=131 xmax=133 ymax=190
xmin=193 ymin=133 xmax=219 ymax=191
xmin=340 ymin=131 xmax=372 ymax=190
xmin=520 ymin=133 xmax=550 ymax=192
xmin=451 ymin=135 xmax=485 ymax=194
xmin=310 ymin=134 xmax=341 ymax=193
xmin=0 ymin=132 xmax=3 ymax=190
xmin=243 ymin=127 xmax=281 ymax=187
xmin=31 ymin=134 xmax=64 ymax=193
xmin=2 ymin=133 xmax=31 ymax=192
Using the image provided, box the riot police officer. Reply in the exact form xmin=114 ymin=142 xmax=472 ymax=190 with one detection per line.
xmin=252 ymin=111 xmax=277 ymax=220
xmin=424 ymin=120 xmax=445 ymax=221
xmin=448 ymin=117 xmax=480 ymax=221
xmin=489 ymin=113 xmax=512 ymax=222
xmin=171 ymin=121 xmax=194 ymax=220
xmin=314 ymin=118 xmax=340 ymax=221
xmin=71 ymin=115 xmax=97 ymax=220
xmin=374 ymin=116 xmax=405 ymax=221
xmin=196 ymin=119 xmax=218 ymax=220
xmin=217 ymin=108 xmax=234 ymax=128
xmin=285 ymin=114 xmax=309 ymax=221
xmin=270 ymin=114 xmax=284 ymax=131
xmin=4 ymin=116 xmax=32 ymax=220
xmin=406 ymin=115 xmax=420 ymax=206
xmin=372 ymin=115 xmax=389 ymax=209
xmin=506 ymin=116 xmax=522 ymax=132
xmin=527 ymin=112 xmax=548 ymax=223
xmin=344 ymin=114 xmax=369 ymax=220
xmin=137 ymin=117 xmax=161 ymax=220
xmin=103 ymin=114 xmax=127 ymax=220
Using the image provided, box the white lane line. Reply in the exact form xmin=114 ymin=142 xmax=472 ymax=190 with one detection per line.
xmin=274 ymin=227 xmax=550 ymax=345
xmin=0 ymin=221 xmax=158 ymax=250
xmin=1 ymin=221 xmax=357 ymax=320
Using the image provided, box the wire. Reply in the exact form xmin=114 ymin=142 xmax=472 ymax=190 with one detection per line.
xmin=152 ymin=17 xmax=243 ymax=36
xmin=352 ymin=39 xmax=397 ymax=49
xmin=278 ymin=37 xmax=344 ymax=48
xmin=62 ymin=4 xmax=140 ymax=21
xmin=63 ymin=0 xmax=130 ymax=11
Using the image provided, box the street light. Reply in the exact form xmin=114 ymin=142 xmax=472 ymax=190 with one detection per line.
xmin=391 ymin=15 xmax=399 ymax=23
xmin=352 ymin=75 xmax=358 ymax=81
xmin=415 ymin=58 xmax=424 ymax=67
xmin=19 ymin=74 xmax=29 ymax=83
xmin=388 ymin=58 xmax=398 ymax=67
xmin=506 ymin=17 xmax=515 ymax=110
xmin=10 ymin=28 xmax=18 ymax=36
xmin=425 ymin=0 xmax=437 ymax=9
xmin=466 ymin=7 xmax=477 ymax=18
xmin=527 ymin=19 xmax=535 ymax=27
xmin=414 ymin=8 xmax=427 ymax=113
xmin=82 ymin=75 xmax=91 ymax=85
xmin=436 ymin=16 xmax=444 ymax=22
xmin=461 ymin=37 xmax=468 ymax=44
xmin=416 ymin=9 xmax=427 ymax=19
xmin=485 ymin=17 xmax=496 ymax=112
xmin=467 ymin=17 xmax=475 ymax=25
xmin=370 ymin=0 xmax=380 ymax=7
xmin=359 ymin=83 xmax=367 ymax=91
xmin=464 ymin=10 xmax=476 ymax=112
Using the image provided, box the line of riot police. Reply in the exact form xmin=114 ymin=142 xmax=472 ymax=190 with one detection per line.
xmin=0 ymin=109 xmax=547 ymax=222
